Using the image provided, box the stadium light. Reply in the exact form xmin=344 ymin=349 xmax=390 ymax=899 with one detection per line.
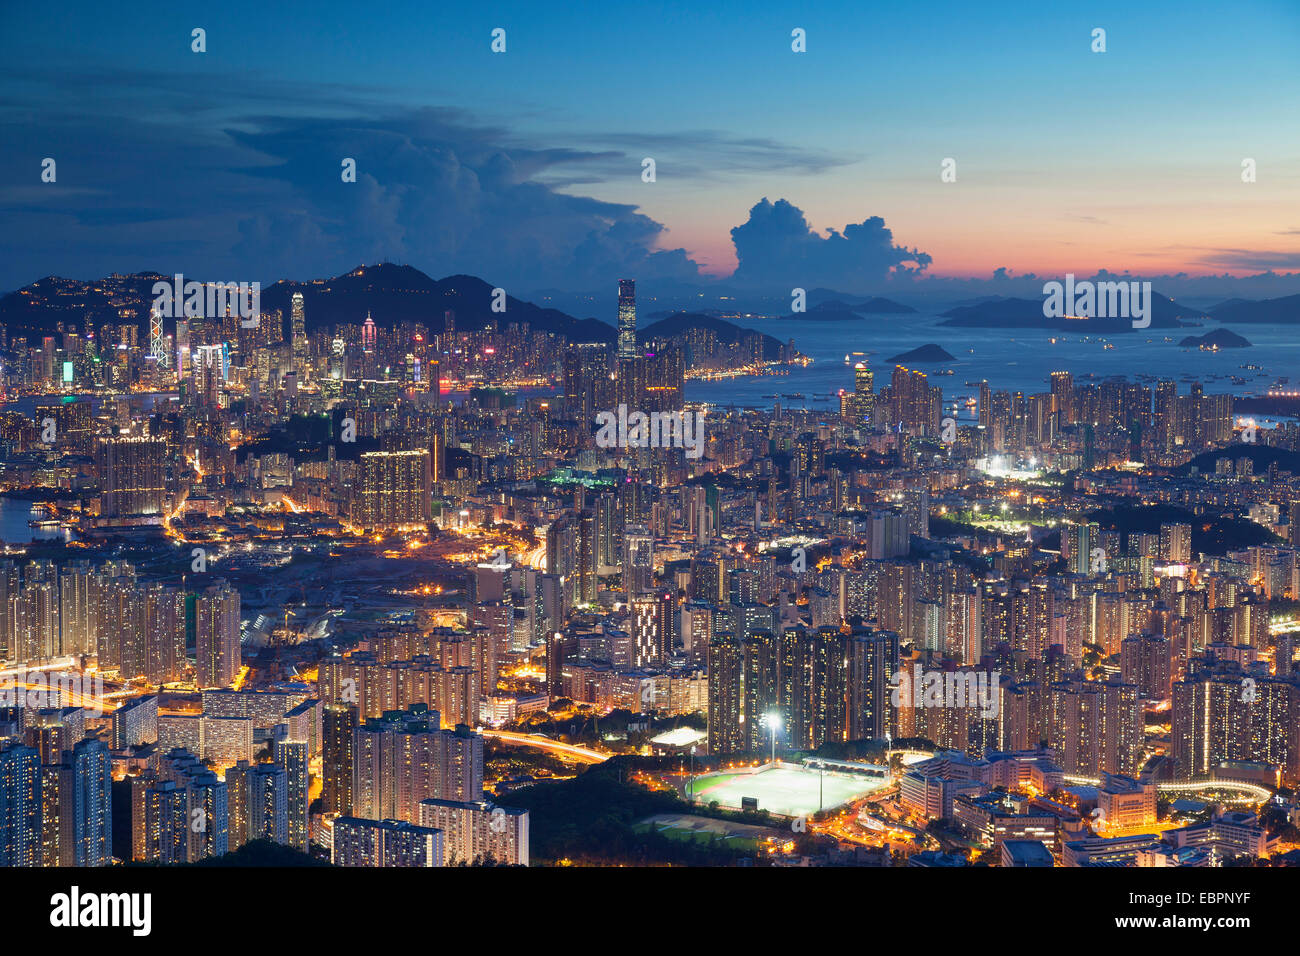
xmin=764 ymin=712 xmax=781 ymax=764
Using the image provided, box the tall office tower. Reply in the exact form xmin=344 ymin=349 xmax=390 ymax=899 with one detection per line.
xmin=0 ymin=560 xmax=19 ymax=659
xmin=14 ymin=560 xmax=60 ymax=663
xmin=418 ymin=799 xmax=530 ymax=866
xmin=0 ymin=743 xmax=41 ymax=866
xmin=150 ymin=304 xmax=167 ymax=363
xmin=975 ymin=380 xmax=991 ymax=428
xmin=351 ymin=709 xmax=484 ymax=822
xmin=195 ymin=580 xmax=241 ymax=689
xmin=96 ymin=436 xmax=167 ymax=518
xmin=333 ymin=817 xmax=442 ymax=867
xmin=1172 ymin=670 xmax=1300 ymax=780
xmin=72 ymin=738 xmax=112 ymax=866
xmin=290 ymin=292 xmax=307 ymax=362
xmin=356 ymin=449 xmax=432 ymax=531
xmin=471 ymin=560 xmax=510 ymax=604
xmin=616 ymin=278 xmax=637 ymax=360
xmin=623 ymin=524 xmax=654 ymax=595
xmin=362 ymin=311 xmax=377 ymax=352
xmin=322 ymin=703 xmax=358 ymax=815
xmin=276 ymin=739 xmax=310 ymax=852
xmin=846 ymin=361 xmax=875 ymax=426
xmin=59 ymin=561 xmax=96 ymax=656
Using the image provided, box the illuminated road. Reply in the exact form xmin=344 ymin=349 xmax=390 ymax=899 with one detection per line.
xmin=1062 ymin=773 xmax=1272 ymax=802
xmin=524 ymin=542 xmax=547 ymax=571
xmin=481 ymin=730 xmax=607 ymax=764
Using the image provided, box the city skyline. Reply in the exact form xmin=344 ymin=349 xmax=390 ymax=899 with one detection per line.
xmin=4 ymin=3 xmax=1299 ymax=932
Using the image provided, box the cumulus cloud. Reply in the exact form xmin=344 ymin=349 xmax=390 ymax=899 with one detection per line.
xmin=0 ymin=67 xmax=707 ymax=292
xmin=728 ymin=198 xmax=931 ymax=290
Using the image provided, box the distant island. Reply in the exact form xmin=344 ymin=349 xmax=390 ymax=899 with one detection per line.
xmin=1207 ymin=293 xmax=1300 ymax=324
xmin=784 ymin=297 xmax=917 ymax=320
xmin=856 ymin=296 xmax=917 ymax=315
xmin=888 ymin=344 xmax=955 ymax=363
xmin=1178 ymin=328 xmax=1251 ymax=349
xmin=938 ymin=292 xmax=1204 ymax=331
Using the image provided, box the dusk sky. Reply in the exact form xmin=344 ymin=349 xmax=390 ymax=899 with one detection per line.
xmin=3 ymin=0 xmax=1299 ymax=296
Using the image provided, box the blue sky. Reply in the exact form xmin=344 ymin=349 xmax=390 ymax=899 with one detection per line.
xmin=2 ymin=0 xmax=1298 ymax=296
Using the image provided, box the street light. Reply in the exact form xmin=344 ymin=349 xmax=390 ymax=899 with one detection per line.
xmin=763 ymin=712 xmax=781 ymax=766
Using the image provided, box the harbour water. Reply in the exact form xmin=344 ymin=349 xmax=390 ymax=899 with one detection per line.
xmin=0 ymin=497 xmax=74 ymax=546
xmin=683 ymin=312 xmax=1300 ymax=417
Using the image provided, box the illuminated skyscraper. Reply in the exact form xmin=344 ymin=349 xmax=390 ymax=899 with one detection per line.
xmin=72 ymin=738 xmax=112 ymax=867
xmin=276 ymin=738 xmax=310 ymax=852
xmin=195 ymin=580 xmax=241 ymax=689
xmin=362 ymin=311 xmax=377 ymax=352
xmin=0 ymin=743 xmax=40 ymax=866
xmin=356 ymin=450 xmax=432 ymax=531
xmin=617 ymin=279 xmax=637 ymax=360
xmin=150 ymin=304 xmax=167 ymax=365
xmin=96 ymin=436 xmax=167 ymax=518
xmin=291 ymin=293 xmax=307 ymax=360
xmin=333 ymin=817 xmax=442 ymax=867
xmin=623 ymin=525 xmax=654 ymax=595
xmin=322 ymin=703 xmax=358 ymax=815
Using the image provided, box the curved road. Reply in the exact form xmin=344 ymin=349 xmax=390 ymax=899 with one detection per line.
xmin=481 ymin=729 xmax=608 ymax=765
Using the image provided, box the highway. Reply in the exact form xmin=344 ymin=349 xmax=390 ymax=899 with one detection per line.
xmin=481 ymin=729 xmax=608 ymax=764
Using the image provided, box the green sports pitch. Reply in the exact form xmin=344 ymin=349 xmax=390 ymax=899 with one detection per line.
xmin=685 ymin=763 xmax=890 ymax=816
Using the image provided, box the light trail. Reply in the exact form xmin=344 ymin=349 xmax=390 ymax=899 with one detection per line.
xmin=481 ymin=729 xmax=607 ymax=764
xmin=1062 ymin=774 xmax=1272 ymax=802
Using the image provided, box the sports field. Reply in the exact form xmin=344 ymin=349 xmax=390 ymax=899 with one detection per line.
xmin=686 ymin=763 xmax=890 ymax=816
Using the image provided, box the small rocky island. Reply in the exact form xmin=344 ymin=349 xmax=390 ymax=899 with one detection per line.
xmin=887 ymin=343 xmax=956 ymax=363
xmin=1178 ymin=328 xmax=1252 ymax=349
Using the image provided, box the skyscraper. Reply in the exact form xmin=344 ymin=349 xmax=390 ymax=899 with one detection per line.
xmin=72 ymin=738 xmax=112 ymax=866
xmin=356 ymin=450 xmax=432 ymax=531
xmin=332 ymin=817 xmax=442 ymax=867
xmin=96 ymin=436 xmax=167 ymax=518
xmin=0 ymin=744 xmax=40 ymax=867
xmin=617 ymin=278 xmax=637 ymax=360
xmin=322 ymin=703 xmax=358 ymax=815
xmin=276 ymin=738 xmax=310 ymax=852
xmin=195 ymin=580 xmax=241 ymax=689
xmin=290 ymin=292 xmax=306 ymax=361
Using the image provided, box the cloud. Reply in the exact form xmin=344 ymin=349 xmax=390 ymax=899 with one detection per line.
xmin=728 ymin=198 xmax=931 ymax=291
xmin=1182 ymin=248 xmax=1300 ymax=271
xmin=0 ymin=68 xmax=707 ymax=292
